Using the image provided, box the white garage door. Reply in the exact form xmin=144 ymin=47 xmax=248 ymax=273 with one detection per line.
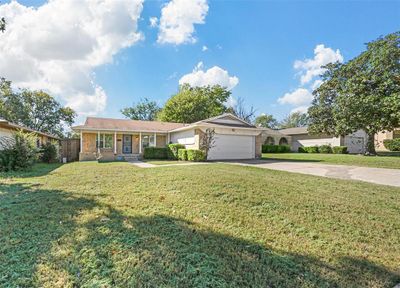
xmin=207 ymin=134 xmax=255 ymax=160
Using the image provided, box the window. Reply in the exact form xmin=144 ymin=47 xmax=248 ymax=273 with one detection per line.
xmin=96 ymin=133 xmax=113 ymax=149
xmin=264 ymin=136 xmax=275 ymax=145
xmin=279 ymin=137 xmax=288 ymax=145
xmin=142 ymin=135 xmax=155 ymax=149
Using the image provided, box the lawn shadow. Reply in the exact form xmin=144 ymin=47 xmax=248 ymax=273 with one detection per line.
xmin=1 ymin=182 xmax=399 ymax=287
xmin=0 ymin=163 xmax=64 ymax=178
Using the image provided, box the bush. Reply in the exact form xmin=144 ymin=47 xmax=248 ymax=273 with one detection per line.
xmin=332 ymin=146 xmax=348 ymax=154
xmin=383 ymin=139 xmax=400 ymax=151
xmin=167 ymin=143 xmax=185 ymax=160
xmin=298 ymin=147 xmax=307 ymax=153
xmin=178 ymin=149 xmax=188 ymax=161
xmin=262 ymin=145 xmax=291 ymax=153
xmin=186 ymin=149 xmax=206 ymax=162
xmin=40 ymin=142 xmax=60 ymax=163
xmin=319 ymin=145 xmax=333 ymax=154
xmin=0 ymin=130 xmax=37 ymax=172
xmin=143 ymin=147 xmax=168 ymax=159
xmin=304 ymin=146 xmax=319 ymax=153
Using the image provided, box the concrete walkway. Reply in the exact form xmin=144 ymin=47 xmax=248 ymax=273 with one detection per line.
xmin=224 ymin=159 xmax=400 ymax=187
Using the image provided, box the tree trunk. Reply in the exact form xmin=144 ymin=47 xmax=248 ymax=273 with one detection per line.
xmin=365 ymin=132 xmax=377 ymax=155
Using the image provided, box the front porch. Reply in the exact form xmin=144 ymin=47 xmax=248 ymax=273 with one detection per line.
xmin=79 ymin=131 xmax=169 ymax=161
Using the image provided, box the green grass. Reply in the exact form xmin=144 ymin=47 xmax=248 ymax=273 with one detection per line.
xmin=263 ymin=153 xmax=400 ymax=169
xmin=1 ymin=162 xmax=400 ymax=287
xmin=142 ymin=159 xmax=190 ymax=165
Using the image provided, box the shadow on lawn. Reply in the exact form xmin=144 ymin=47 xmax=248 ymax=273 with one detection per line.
xmin=0 ymin=183 xmax=399 ymax=287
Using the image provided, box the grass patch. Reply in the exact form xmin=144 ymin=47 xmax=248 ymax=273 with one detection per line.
xmin=263 ymin=153 xmax=400 ymax=169
xmin=142 ymin=160 xmax=191 ymax=165
xmin=1 ymin=162 xmax=399 ymax=287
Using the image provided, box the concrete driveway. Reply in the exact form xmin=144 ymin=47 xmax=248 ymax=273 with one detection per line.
xmin=224 ymin=159 xmax=400 ymax=187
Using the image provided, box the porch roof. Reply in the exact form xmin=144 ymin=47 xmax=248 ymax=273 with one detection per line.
xmin=72 ymin=117 xmax=187 ymax=133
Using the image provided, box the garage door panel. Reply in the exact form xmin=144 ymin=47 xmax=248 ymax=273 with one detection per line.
xmin=208 ymin=134 xmax=255 ymax=160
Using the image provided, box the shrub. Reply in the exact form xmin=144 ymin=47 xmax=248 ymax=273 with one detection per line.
xmin=178 ymin=149 xmax=188 ymax=161
xmin=319 ymin=145 xmax=333 ymax=154
xmin=186 ymin=149 xmax=206 ymax=162
xmin=167 ymin=143 xmax=185 ymax=160
xmin=332 ymin=146 xmax=348 ymax=154
xmin=40 ymin=142 xmax=60 ymax=163
xmin=0 ymin=130 xmax=37 ymax=172
xmin=383 ymin=139 xmax=400 ymax=151
xmin=298 ymin=147 xmax=307 ymax=153
xmin=262 ymin=145 xmax=291 ymax=153
xmin=304 ymin=146 xmax=319 ymax=153
xmin=143 ymin=147 xmax=168 ymax=159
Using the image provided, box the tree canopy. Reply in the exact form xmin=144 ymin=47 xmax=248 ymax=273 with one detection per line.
xmin=121 ymin=98 xmax=161 ymax=121
xmin=279 ymin=112 xmax=309 ymax=129
xmin=0 ymin=78 xmax=76 ymax=137
xmin=254 ymin=114 xmax=278 ymax=129
xmin=308 ymin=32 xmax=400 ymax=154
xmin=157 ymin=84 xmax=230 ymax=123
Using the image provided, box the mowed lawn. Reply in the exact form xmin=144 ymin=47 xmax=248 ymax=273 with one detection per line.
xmin=263 ymin=153 xmax=400 ymax=169
xmin=1 ymin=162 xmax=400 ymax=287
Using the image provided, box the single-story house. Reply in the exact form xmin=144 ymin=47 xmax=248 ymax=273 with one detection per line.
xmin=0 ymin=118 xmax=60 ymax=148
xmin=72 ymin=113 xmax=264 ymax=161
xmin=278 ymin=127 xmax=368 ymax=154
xmin=375 ymin=128 xmax=400 ymax=151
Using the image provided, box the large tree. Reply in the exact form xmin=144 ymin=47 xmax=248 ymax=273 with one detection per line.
xmin=158 ymin=84 xmax=230 ymax=123
xmin=121 ymin=98 xmax=161 ymax=121
xmin=308 ymin=32 xmax=400 ymax=155
xmin=254 ymin=114 xmax=278 ymax=129
xmin=0 ymin=78 xmax=76 ymax=137
xmin=279 ymin=112 xmax=309 ymax=129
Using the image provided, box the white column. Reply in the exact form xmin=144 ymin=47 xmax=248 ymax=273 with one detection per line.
xmin=80 ymin=131 xmax=83 ymax=153
xmin=139 ymin=132 xmax=142 ymax=154
xmin=97 ymin=131 xmax=100 ymax=153
xmin=166 ymin=133 xmax=169 ymax=145
xmin=154 ymin=132 xmax=157 ymax=147
xmin=114 ymin=131 xmax=117 ymax=154
xmin=167 ymin=133 xmax=170 ymax=144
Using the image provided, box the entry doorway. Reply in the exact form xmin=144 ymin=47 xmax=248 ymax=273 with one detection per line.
xmin=123 ymin=135 xmax=132 ymax=154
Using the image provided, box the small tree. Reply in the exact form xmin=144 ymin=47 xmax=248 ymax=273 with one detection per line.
xmin=40 ymin=141 xmax=60 ymax=163
xmin=199 ymin=128 xmax=215 ymax=159
xmin=121 ymin=98 xmax=161 ymax=121
xmin=227 ymin=96 xmax=256 ymax=123
xmin=279 ymin=112 xmax=309 ymax=129
xmin=255 ymin=114 xmax=278 ymax=128
xmin=0 ymin=17 xmax=5 ymax=32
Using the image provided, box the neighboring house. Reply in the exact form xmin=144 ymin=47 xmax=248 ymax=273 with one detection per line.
xmin=72 ymin=113 xmax=264 ymax=161
xmin=279 ymin=127 xmax=367 ymax=154
xmin=0 ymin=118 xmax=60 ymax=148
xmin=375 ymin=128 xmax=400 ymax=151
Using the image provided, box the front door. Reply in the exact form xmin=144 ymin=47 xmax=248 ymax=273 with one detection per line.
xmin=123 ymin=135 xmax=132 ymax=154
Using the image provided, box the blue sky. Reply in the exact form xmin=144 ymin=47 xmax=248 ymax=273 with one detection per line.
xmin=1 ymin=0 xmax=399 ymax=123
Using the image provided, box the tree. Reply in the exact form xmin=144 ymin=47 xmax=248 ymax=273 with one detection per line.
xmin=121 ymin=98 xmax=161 ymax=121
xmin=199 ymin=128 xmax=215 ymax=159
xmin=227 ymin=96 xmax=256 ymax=123
xmin=254 ymin=114 xmax=278 ymax=129
xmin=0 ymin=79 xmax=76 ymax=137
xmin=279 ymin=112 xmax=309 ymax=129
xmin=308 ymin=32 xmax=400 ymax=155
xmin=158 ymin=84 xmax=230 ymax=123
xmin=0 ymin=17 xmax=5 ymax=32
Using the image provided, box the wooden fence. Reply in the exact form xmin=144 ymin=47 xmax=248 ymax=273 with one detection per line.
xmin=60 ymin=139 xmax=80 ymax=162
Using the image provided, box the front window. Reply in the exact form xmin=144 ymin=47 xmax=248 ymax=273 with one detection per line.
xmin=96 ymin=133 xmax=113 ymax=149
xmin=142 ymin=135 xmax=155 ymax=149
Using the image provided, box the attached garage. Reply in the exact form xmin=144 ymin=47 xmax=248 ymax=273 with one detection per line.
xmin=207 ymin=134 xmax=255 ymax=160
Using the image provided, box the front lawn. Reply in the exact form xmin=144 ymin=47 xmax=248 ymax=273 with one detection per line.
xmin=142 ymin=159 xmax=190 ymax=165
xmin=1 ymin=162 xmax=399 ymax=287
xmin=263 ymin=153 xmax=400 ymax=169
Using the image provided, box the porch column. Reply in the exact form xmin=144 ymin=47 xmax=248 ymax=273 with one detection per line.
xmin=97 ymin=131 xmax=100 ymax=153
xmin=139 ymin=132 xmax=142 ymax=154
xmin=154 ymin=132 xmax=157 ymax=147
xmin=114 ymin=131 xmax=117 ymax=154
xmin=80 ymin=131 xmax=83 ymax=153
xmin=167 ymin=133 xmax=170 ymax=144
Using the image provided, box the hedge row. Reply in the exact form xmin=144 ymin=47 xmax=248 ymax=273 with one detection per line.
xmin=298 ymin=145 xmax=348 ymax=154
xmin=383 ymin=139 xmax=400 ymax=151
xmin=143 ymin=144 xmax=206 ymax=161
xmin=262 ymin=145 xmax=291 ymax=153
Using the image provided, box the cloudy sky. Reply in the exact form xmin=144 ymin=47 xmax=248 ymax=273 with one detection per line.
xmin=0 ymin=0 xmax=399 ymax=123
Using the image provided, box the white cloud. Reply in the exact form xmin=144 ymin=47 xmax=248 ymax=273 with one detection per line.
xmin=290 ymin=105 xmax=309 ymax=114
xmin=294 ymin=44 xmax=343 ymax=85
xmin=226 ymin=96 xmax=237 ymax=108
xmin=0 ymin=0 xmax=144 ymax=115
xmin=157 ymin=0 xmax=208 ymax=45
xmin=179 ymin=62 xmax=239 ymax=90
xmin=149 ymin=17 xmax=158 ymax=28
xmin=311 ymin=79 xmax=323 ymax=90
xmin=278 ymin=88 xmax=313 ymax=106
xmin=202 ymin=45 xmax=208 ymax=51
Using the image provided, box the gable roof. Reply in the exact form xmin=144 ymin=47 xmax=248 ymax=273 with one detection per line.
xmin=72 ymin=117 xmax=187 ymax=133
xmin=0 ymin=118 xmax=60 ymax=140
xmin=279 ymin=126 xmax=309 ymax=135
xmin=194 ymin=113 xmax=256 ymax=128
